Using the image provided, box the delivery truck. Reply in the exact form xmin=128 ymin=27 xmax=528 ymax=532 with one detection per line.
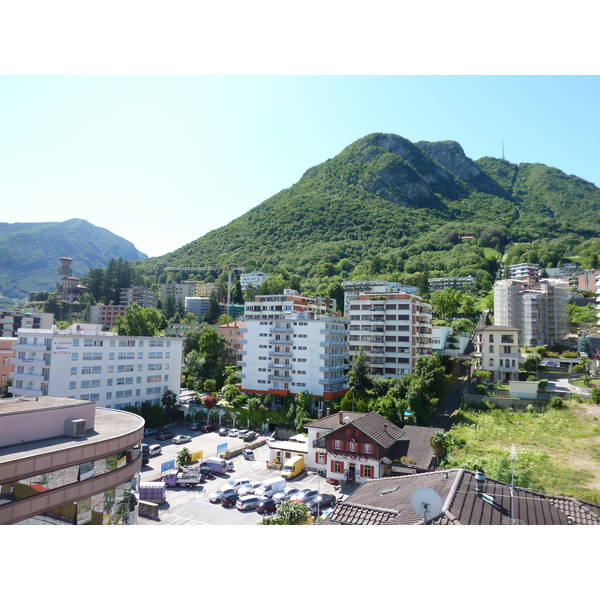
xmin=281 ymin=455 xmax=305 ymax=480
xmin=203 ymin=457 xmax=234 ymax=474
xmin=161 ymin=470 xmax=204 ymax=488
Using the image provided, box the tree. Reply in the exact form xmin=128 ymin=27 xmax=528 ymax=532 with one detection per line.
xmin=176 ymin=447 xmax=192 ymax=469
xmin=348 ymin=347 xmax=372 ymax=395
xmin=161 ymin=389 xmax=179 ymax=422
xmin=429 ymin=431 xmax=449 ymax=467
xmin=590 ymin=387 xmax=600 ymax=405
xmin=114 ymin=303 xmax=164 ymax=337
xmin=523 ymin=352 xmax=542 ymax=375
xmin=429 ymin=289 xmax=462 ymax=319
xmin=259 ymin=499 xmax=310 ymax=525
xmin=577 ymin=332 xmax=594 ymax=358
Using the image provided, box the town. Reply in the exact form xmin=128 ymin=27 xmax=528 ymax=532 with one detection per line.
xmin=1 ymin=255 xmax=599 ymax=526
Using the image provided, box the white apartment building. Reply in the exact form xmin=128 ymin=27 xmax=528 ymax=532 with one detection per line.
xmin=347 ymin=292 xmax=432 ymax=377
xmin=0 ymin=309 xmax=53 ymax=338
xmin=240 ymin=271 xmax=270 ymax=290
xmin=120 ymin=286 xmax=158 ymax=308
xmin=238 ymin=290 xmax=348 ymax=402
xmin=473 ymin=325 xmax=521 ymax=382
xmin=507 ymin=263 xmax=539 ymax=281
xmin=8 ymin=323 xmax=182 ymax=409
xmin=342 ymin=281 xmax=419 ymax=317
xmin=494 ymin=279 xmax=569 ymax=347
xmin=428 ymin=276 xmax=476 ymax=292
xmin=159 ymin=281 xmax=199 ymax=303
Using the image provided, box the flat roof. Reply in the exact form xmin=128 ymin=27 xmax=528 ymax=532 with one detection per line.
xmin=0 ymin=395 xmax=93 ymax=416
xmin=0 ymin=406 xmax=144 ymax=464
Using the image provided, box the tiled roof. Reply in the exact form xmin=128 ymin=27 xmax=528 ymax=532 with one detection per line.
xmin=305 ymin=411 xmax=368 ymax=431
xmin=387 ymin=425 xmax=444 ymax=470
xmin=322 ymin=470 xmax=600 ymax=526
xmin=351 ymin=412 xmax=406 ymax=448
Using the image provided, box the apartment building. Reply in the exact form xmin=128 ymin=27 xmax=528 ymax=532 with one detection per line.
xmin=218 ymin=320 xmax=244 ymax=364
xmin=0 ymin=337 xmax=16 ymax=388
xmin=8 ymin=323 xmax=182 ymax=409
xmin=0 ymin=309 xmax=53 ymax=337
xmin=507 ymin=263 xmax=539 ymax=281
xmin=0 ymin=395 xmax=144 ymax=525
xmin=473 ymin=325 xmax=521 ymax=382
xmin=494 ymin=279 xmax=569 ymax=347
xmin=238 ymin=290 xmax=347 ymax=401
xmin=184 ymin=297 xmax=211 ymax=321
xmin=89 ymin=304 xmax=126 ymax=330
xmin=428 ymin=276 xmax=476 ymax=292
xmin=346 ymin=292 xmax=432 ymax=377
xmin=240 ymin=271 xmax=270 ymax=290
xmin=120 ymin=286 xmax=158 ymax=309
xmin=159 ymin=280 xmax=199 ymax=304
xmin=341 ymin=281 xmax=419 ymax=317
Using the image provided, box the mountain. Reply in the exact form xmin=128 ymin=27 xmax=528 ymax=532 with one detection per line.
xmin=0 ymin=219 xmax=147 ymax=304
xmin=134 ymin=133 xmax=600 ymax=292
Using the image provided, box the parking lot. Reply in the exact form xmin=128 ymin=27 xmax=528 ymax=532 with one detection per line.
xmin=139 ymin=424 xmax=339 ymax=525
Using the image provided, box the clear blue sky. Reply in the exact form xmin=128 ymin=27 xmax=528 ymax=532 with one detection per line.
xmin=0 ymin=75 xmax=598 ymax=258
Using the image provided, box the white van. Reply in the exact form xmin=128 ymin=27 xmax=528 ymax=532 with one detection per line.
xmin=256 ymin=476 xmax=286 ymax=498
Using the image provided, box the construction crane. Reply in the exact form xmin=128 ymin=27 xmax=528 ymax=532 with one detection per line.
xmin=163 ymin=266 xmax=245 ymax=316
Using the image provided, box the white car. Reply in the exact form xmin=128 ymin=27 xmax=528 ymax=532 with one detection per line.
xmin=222 ymin=478 xmax=251 ymax=492
xmin=265 ymin=438 xmax=277 ymax=447
xmin=228 ymin=429 xmax=239 ymax=437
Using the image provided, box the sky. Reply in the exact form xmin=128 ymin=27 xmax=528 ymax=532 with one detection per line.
xmin=1 ymin=75 xmax=598 ymax=259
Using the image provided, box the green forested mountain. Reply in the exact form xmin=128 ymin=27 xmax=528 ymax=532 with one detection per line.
xmin=0 ymin=219 xmax=147 ymax=304
xmin=137 ymin=133 xmax=600 ymax=295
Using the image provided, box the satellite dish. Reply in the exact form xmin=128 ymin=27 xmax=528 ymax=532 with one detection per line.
xmin=410 ymin=487 xmax=444 ymax=524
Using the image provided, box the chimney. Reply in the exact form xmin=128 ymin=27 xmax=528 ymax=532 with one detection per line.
xmin=326 ymin=407 xmax=330 ymax=416
xmin=338 ymin=411 xmax=344 ymax=424
xmin=317 ymin=409 xmax=323 ymax=420
xmin=475 ymin=469 xmax=486 ymax=495
xmin=383 ymin=424 xmax=388 ymax=434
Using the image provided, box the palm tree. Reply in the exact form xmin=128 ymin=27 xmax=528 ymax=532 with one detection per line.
xmin=429 ymin=432 xmax=449 ymax=468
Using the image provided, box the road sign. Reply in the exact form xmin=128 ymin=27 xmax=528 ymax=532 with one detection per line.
xmin=217 ymin=443 xmax=228 ymax=454
xmin=161 ymin=459 xmax=175 ymax=473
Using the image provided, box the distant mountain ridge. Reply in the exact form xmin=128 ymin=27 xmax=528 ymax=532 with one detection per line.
xmin=0 ymin=218 xmax=147 ymax=304
xmin=137 ymin=133 xmax=600 ymax=290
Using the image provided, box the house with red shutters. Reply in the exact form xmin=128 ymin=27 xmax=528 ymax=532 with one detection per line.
xmin=304 ymin=410 xmax=442 ymax=485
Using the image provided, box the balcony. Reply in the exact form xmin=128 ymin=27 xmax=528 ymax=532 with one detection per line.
xmin=270 ymin=326 xmax=294 ymax=334
xmin=12 ymin=356 xmax=50 ymax=367
xmin=269 ymin=374 xmax=292 ymax=382
xmin=318 ymin=376 xmax=348 ymax=385
xmin=320 ymin=340 xmax=348 ymax=348
xmin=269 ymin=350 xmax=293 ymax=357
xmin=14 ymin=371 xmax=48 ymax=383
xmin=320 ymin=353 xmax=350 ymax=360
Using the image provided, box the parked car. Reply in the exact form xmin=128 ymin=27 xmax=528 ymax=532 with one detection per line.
xmin=144 ymin=428 xmax=158 ymax=437
xmin=189 ymin=423 xmax=201 ymax=430
xmin=256 ymin=497 xmax=278 ymax=515
xmin=173 ymin=435 xmax=192 ymax=445
xmin=221 ymin=492 xmax=240 ymax=508
xmin=209 ymin=487 xmax=238 ymax=504
xmin=243 ymin=431 xmax=258 ymax=442
xmin=228 ymin=429 xmax=239 ymax=437
xmin=223 ymin=478 xmax=251 ymax=492
xmin=237 ymin=429 xmax=249 ymax=438
xmin=202 ymin=424 xmax=214 ymax=433
xmin=237 ymin=481 xmax=262 ymax=497
xmin=273 ymin=487 xmax=299 ymax=505
xmin=198 ymin=465 xmax=215 ymax=477
xmin=148 ymin=444 xmax=162 ymax=457
xmin=265 ymin=438 xmax=277 ymax=447
xmin=156 ymin=431 xmax=174 ymax=441
xmin=242 ymin=448 xmax=255 ymax=460
xmin=218 ymin=427 xmax=229 ymax=436
xmin=236 ymin=495 xmax=261 ymax=511
xmin=543 ymin=360 xmax=561 ymax=367
xmin=290 ymin=489 xmax=319 ymax=503
xmin=304 ymin=493 xmax=337 ymax=515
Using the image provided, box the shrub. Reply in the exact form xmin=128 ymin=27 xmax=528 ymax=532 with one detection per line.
xmin=527 ymin=375 xmax=538 ymax=381
xmin=538 ymin=379 xmax=549 ymax=390
xmin=526 ymin=404 xmax=535 ymax=413
xmin=591 ymin=388 xmax=600 ymax=405
xmin=476 ymin=384 xmax=488 ymax=395
xmin=547 ymin=396 xmax=564 ymax=410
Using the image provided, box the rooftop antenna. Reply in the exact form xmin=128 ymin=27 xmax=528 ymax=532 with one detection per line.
xmin=410 ymin=487 xmax=443 ymax=525
xmin=510 ymin=444 xmax=516 ymax=525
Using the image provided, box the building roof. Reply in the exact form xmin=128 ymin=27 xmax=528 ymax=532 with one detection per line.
xmin=321 ymin=469 xmax=600 ymax=525
xmin=305 ymin=411 xmax=366 ymax=431
xmin=386 ymin=425 xmax=444 ymax=469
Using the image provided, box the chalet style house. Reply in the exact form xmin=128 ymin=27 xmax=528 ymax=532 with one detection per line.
xmin=305 ymin=411 xmax=442 ymax=485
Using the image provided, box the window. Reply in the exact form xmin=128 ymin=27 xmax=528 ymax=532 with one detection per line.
xmin=70 ymin=367 xmax=77 ymax=375
xmin=69 ymin=381 xmax=76 ymax=389
xmin=489 ymin=345 xmax=494 ymax=353
xmin=489 ymin=358 xmax=494 ymax=366
xmin=333 ymin=461 xmax=343 ymax=474
xmin=489 ymin=335 xmax=494 ymax=343
xmin=81 ymin=380 xmax=101 ymax=388
xmin=119 ymin=340 xmax=136 ymax=347
xmin=84 ymin=339 xmax=103 ymax=346
xmin=349 ymin=442 xmax=357 ymax=452
xmin=115 ymin=389 xmax=133 ymax=398
xmin=334 ymin=440 xmax=341 ymax=450
xmin=83 ymin=352 xmax=102 ymax=361
xmin=117 ymin=377 xmax=133 ymax=386
xmin=318 ymin=453 xmax=326 ymax=465
xmin=117 ymin=364 xmax=134 ymax=372
xmin=147 ymin=375 xmax=161 ymax=383
xmin=363 ymin=465 xmax=373 ymax=478
xmin=82 ymin=366 xmax=101 ymax=375
xmin=71 ymin=353 xmax=79 ymax=361
xmin=364 ymin=443 xmax=372 ymax=454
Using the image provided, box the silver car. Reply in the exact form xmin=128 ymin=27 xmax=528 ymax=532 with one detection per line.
xmin=236 ymin=495 xmax=261 ymax=511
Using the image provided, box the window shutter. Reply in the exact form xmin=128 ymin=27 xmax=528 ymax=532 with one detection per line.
xmin=331 ymin=460 xmax=335 ymax=471
xmin=315 ymin=452 xmax=319 ymax=463
xmin=360 ymin=464 xmax=364 ymax=478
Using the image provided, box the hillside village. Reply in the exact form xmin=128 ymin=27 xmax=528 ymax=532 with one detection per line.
xmin=1 ymin=247 xmax=600 ymax=526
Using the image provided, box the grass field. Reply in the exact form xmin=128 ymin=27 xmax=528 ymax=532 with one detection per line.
xmin=443 ymin=401 xmax=600 ymax=504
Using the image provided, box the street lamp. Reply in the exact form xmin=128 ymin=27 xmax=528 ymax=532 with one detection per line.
xmin=307 ymin=470 xmax=321 ymax=522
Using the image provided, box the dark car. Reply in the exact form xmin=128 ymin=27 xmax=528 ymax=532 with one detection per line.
xmin=221 ymin=492 xmax=240 ymax=508
xmin=218 ymin=427 xmax=229 ymax=437
xmin=198 ymin=465 xmax=215 ymax=478
xmin=289 ymin=489 xmax=319 ymax=503
xmin=144 ymin=428 xmax=157 ymax=437
xmin=156 ymin=431 xmax=174 ymax=441
xmin=202 ymin=424 xmax=214 ymax=433
xmin=242 ymin=448 xmax=255 ymax=460
xmin=273 ymin=487 xmax=299 ymax=505
xmin=256 ymin=497 xmax=277 ymax=515
xmin=304 ymin=494 xmax=337 ymax=515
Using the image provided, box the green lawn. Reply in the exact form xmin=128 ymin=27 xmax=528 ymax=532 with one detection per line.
xmin=443 ymin=402 xmax=600 ymax=504
xmin=570 ymin=378 xmax=600 ymax=389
